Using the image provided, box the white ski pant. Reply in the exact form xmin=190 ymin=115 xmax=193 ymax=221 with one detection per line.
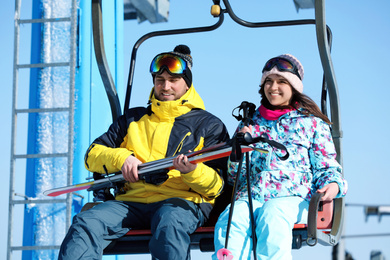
xmin=213 ymin=197 xmax=309 ymax=260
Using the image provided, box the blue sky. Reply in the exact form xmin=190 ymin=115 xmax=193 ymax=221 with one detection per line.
xmin=1 ymin=1 xmax=390 ymax=259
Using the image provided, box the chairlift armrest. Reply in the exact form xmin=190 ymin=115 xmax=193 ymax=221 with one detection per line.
xmin=306 ymin=192 xmax=334 ymax=245
xmin=328 ymin=197 xmax=344 ymax=245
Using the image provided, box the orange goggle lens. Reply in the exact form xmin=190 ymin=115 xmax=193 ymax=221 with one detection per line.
xmin=150 ymin=54 xmax=187 ymax=75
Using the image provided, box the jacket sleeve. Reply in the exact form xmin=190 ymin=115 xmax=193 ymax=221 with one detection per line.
xmin=310 ymin=118 xmax=348 ymax=198
xmin=181 ymin=115 xmax=230 ymax=199
xmin=84 ymin=107 xmax=146 ymax=174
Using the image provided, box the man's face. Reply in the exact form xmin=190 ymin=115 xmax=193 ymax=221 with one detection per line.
xmin=153 ymin=71 xmax=189 ymax=101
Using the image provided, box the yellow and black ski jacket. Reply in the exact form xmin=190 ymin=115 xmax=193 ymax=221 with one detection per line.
xmin=84 ymin=85 xmax=229 ymax=218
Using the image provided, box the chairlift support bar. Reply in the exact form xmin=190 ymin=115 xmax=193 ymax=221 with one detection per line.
xmin=314 ymin=0 xmax=344 ymax=248
xmin=123 ymin=11 xmax=225 ymax=111
xmin=221 ymin=0 xmax=334 ymax=121
xmin=92 ymin=0 xmax=122 ymax=121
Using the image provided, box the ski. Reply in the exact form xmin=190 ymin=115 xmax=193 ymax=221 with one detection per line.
xmin=43 ymin=143 xmax=266 ymax=197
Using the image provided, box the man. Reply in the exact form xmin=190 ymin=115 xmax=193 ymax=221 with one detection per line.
xmin=58 ymin=45 xmax=229 ymax=260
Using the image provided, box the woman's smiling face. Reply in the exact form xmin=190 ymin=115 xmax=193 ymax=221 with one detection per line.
xmin=263 ymin=74 xmax=293 ymax=107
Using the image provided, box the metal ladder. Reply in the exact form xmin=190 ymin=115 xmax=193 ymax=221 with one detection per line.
xmin=7 ymin=0 xmax=78 ymax=259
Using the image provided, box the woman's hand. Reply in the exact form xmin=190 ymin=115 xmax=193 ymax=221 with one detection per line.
xmin=317 ymin=182 xmax=339 ymax=201
xmin=239 ymin=125 xmax=252 ymax=134
xmin=121 ymin=155 xmax=142 ymax=182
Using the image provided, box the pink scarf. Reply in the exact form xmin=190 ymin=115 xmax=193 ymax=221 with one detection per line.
xmin=259 ymin=105 xmax=292 ymax=121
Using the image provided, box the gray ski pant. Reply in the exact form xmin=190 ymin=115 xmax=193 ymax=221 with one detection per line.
xmin=58 ymin=198 xmax=205 ymax=260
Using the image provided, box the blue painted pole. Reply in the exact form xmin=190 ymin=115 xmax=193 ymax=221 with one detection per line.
xmin=23 ymin=0 xmax=123 ymax=259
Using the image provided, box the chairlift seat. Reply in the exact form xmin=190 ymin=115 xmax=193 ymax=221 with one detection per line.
xmin=80 ymin=189 xmax=334 ymax=255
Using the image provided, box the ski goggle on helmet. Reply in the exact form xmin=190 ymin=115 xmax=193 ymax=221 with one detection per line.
xmin=150 ymin=53 xmax=188 ymax=75
xmin=262 ymin=57 xmax=302 ymax=80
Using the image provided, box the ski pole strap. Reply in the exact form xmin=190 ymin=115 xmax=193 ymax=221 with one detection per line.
xmin=232 ymin=101 xmax=256 ymax=126
xmin=103 ymin=165 xmax=114 ymax=187
xmin=254 ymin=134 xmax=289 ymax=161
xmin=230 ymin=132 xmax=289 ymax=161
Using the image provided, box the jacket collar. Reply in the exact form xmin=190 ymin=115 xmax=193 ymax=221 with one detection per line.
xmin=148 ymin=85 xmax=205 ymax=121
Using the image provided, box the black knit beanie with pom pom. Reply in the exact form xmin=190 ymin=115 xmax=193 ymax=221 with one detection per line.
xmin=152 ymin=44 xmax=193 ymax=88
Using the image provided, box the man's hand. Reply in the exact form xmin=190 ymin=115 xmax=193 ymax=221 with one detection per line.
xmin=317 ymin=182 xmax=339 ymax=201
xmin=121 ymin=155 xmax=142 ymax=183
xmin=173 ymin=153 xmax=197 ymax=174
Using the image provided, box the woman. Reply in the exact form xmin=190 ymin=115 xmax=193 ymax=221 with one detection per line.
xmin=213 ymin=54 xmax=348 ymax=260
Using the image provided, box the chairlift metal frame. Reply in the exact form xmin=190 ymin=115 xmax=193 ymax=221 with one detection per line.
xmin=91 ymin=0 xmax=345 ymax=255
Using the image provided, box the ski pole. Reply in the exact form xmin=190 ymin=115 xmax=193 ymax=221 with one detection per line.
xmin=241 ymin=103 xmax=258 ymax=260
xmin=235 ymin=101 xmax=258 ymax=259
xmin=217 ymin=101 xmax=257 ymax=260
xmin=217 ymin=136 xmax=245 ymax=260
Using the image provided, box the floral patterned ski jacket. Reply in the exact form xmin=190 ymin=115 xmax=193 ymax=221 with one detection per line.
xmin=227 ymin=107 xmax=348 ymax=202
